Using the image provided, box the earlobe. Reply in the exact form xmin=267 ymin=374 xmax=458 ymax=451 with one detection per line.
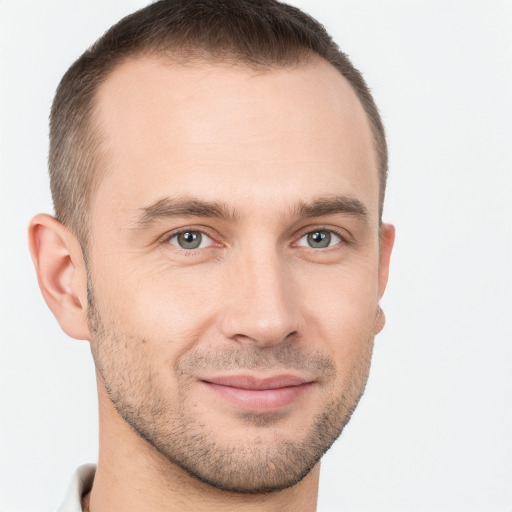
xmin=28 ymin=214 xmax=91 ymax=341
xmin=374 ymin=305 xmax=386 ymax=335
xmin=373 ymin=223 xmax=395 ymax=335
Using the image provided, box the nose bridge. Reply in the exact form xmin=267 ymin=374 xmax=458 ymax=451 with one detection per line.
xmin=220 ymin=238 xmax=300 ymax=346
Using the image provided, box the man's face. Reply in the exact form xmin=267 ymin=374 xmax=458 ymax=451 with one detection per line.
xmin=85 ymin=56 xmax=392 ymax=492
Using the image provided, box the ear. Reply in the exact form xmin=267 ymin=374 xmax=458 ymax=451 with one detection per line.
xmin=28 ymin=214 xmax=91 ymax=341
xmin=374 ymin=222 xmax=395 ymax=334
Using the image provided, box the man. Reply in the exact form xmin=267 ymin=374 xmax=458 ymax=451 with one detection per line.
xmin=28 ymin=0 xmax=394 ymax=510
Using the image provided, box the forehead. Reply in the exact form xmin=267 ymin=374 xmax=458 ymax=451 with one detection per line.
xmin=91 ymin=56 xmax=378 ymax=227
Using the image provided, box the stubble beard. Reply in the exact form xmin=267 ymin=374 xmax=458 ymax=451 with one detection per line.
xmin=86 ymin=277 xmax=374 ymax=494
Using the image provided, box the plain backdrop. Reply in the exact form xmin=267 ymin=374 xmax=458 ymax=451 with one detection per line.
xmin=1 ymin=1 xmax=511 ymax=511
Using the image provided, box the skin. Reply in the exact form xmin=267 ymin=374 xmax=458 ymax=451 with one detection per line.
xmin=29 ymin=56 xmax=394 ymax=512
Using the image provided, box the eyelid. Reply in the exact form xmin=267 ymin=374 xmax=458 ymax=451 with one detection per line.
xmin=295 ymin=231 xmax=341 ymax=249
xmin=158 ymin=224 xmax=351 ymax=252
xmin=168 ymin=231 xmax=213 ymax=249
xmin=161 ymin=226 xmax=223 ymax=249
xmin=292 ymin=225 xmax=352 ymax=247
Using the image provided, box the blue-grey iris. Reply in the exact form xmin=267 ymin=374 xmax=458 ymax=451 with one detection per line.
xmin=307 ymin=230 xmax=331 ymax=248
xmin=177 ymin=231 xmax=202 ymax=249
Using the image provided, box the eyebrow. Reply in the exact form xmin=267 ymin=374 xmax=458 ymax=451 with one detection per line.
xmin=292 ymin=196 xmax=368 ymax=220
xmin=134 ymin=194 xmax=368 ymax=228
xmin=135 ymin=197 xmax=239 ymax=227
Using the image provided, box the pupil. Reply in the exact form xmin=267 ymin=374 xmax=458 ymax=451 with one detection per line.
xmin=308 ymin=231 xmax=330 ymax=248
xmin=179 ymin=231 xmax=201 ymax=249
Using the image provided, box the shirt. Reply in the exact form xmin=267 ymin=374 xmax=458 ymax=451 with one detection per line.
xmin=57 ymin=464 xmax=96 ymax=512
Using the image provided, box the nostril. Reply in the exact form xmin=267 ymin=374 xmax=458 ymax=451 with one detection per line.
xmin=231 ymin=329 xmax=300 ymax=348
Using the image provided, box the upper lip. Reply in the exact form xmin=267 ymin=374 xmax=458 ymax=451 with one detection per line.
xmin=201 ymin=374 xmax=313 ymax=390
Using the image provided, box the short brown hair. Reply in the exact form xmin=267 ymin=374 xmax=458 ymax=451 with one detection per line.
xmin=49 ymin=0 xmax=387 ymax=247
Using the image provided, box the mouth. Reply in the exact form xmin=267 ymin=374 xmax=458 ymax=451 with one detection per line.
xmin=199 ymin=374 xmax=315 ymax=412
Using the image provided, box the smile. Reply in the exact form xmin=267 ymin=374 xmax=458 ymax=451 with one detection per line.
xmin=200 ymin=375 xmax=315 ymax=412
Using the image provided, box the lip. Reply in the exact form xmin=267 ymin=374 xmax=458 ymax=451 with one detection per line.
xmin=200 ymin=374 xmax=315 ymax=412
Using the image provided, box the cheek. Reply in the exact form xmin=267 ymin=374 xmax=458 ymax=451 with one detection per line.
xmin=294 ymin=259 xmax=379 ymax=357
xmin=299 ymin=257 xmax=379 ymax=317
xmin=90 ymin=245 xmax=380 ymax=359
xmin=97 ymin=262 xmax=221 ymax=355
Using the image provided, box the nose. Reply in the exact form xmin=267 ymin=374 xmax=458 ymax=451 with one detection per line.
xmin=219 ymin=246 xmax=302 ymax=347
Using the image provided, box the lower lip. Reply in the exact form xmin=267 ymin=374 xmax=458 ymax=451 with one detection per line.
xmin=202 ymin=382 xmax=313 ymax=412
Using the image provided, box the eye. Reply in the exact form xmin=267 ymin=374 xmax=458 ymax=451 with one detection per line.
xmin=296 ymin=229 xmax=342 ymax=249
xmin=168 ymin=230 xmax=213 ymax=250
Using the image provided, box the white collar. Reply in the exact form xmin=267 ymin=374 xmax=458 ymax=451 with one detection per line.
xmin=57 ymin=463 xmax=96 ymax=512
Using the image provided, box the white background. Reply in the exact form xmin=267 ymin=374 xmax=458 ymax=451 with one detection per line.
xmin=1 ymin=1 xmax=511 ymax=511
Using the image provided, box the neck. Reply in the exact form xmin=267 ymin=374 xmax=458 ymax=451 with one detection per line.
xmin=88 ymin=379 xmax=320 ymax=512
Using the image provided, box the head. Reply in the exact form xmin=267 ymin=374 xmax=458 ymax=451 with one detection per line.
xmin=30 ymin=0 xmax=394 ymax=495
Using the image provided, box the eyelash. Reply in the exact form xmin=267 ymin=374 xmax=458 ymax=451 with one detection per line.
xmin=163 ymin=227 xmax=220 ymax=255
xmin=161 ymin=226 xmax=351 ymax=254
xmin=294 ymin=226 xmax=351 ymax=249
